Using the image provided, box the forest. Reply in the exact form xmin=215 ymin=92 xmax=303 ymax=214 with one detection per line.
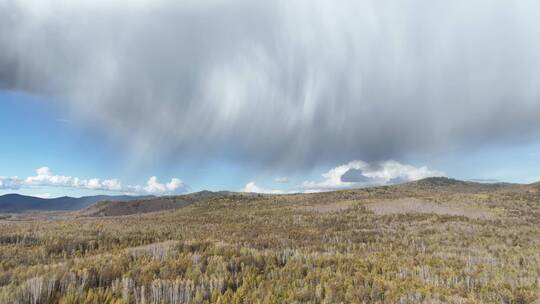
xmin=0 ymin=178 xmax=539 ymax=303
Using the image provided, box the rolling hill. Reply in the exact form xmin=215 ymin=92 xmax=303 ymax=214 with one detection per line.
xmin=77 ymin=177 xmax=530 ymax=217
xmin=0 ymin=194 xmax=153 ymax=213
xmin=1 ymin=176 xmax=539 ymax=303
xmin=78 ymin=190 xmax=230 ymax=217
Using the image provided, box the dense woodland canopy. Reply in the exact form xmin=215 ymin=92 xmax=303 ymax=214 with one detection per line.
xmin=0 ymin=178 xmax=539 ymax=303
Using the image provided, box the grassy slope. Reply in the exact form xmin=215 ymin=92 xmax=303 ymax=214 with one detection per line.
xmin=0 ymin=178 xmax=539 ymax=303
xmin=77 ymin=191 xmax=231 ymax=217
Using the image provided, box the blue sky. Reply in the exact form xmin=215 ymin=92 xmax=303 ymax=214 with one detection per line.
xmin=1 ymin=90 xmax=539 ymax=198
xmin=2 ymin=1 xmax=540 ymax=198
xmin=0 ymin=90 xmax=255 ymax=196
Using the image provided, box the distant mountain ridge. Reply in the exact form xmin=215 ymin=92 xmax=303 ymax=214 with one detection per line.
xmin=405 ymin=177 xmax=517 ymax=191
xmin=0 ymin=194 xmax=154 ymax=213
xmin=78 ymin=190 xmax=230 ymax=217
xmin=2 ymin=177 xmax=537 ymax=216
xmin=79 ymin=177 xmax=524 ymax=217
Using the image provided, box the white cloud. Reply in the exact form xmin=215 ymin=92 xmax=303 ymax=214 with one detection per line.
xmin=166 ymin=178 xmax=183 ymax=192
xmin=274 ymin=177 xmax=289 ymax=183
xmin=0 ymin=177 xmax=22 ymax=190
xmin=301 ymin=160 xmax=445 ymax=192
xmin=144 ymin=176 xmax=164 ymax=193
xmin=35 ymin=193 xmax=51 ymax=199
xmin=25 ymin=167 xmax=72 ymax=187
xmin=242 ymin=182 xmax=285 ymax=194
xmin=16 ymin=167 xmax=186 ymax=195
xmin=102 ymin=179 xmax=122 ymax=191
xmin=24 ymin=167 xmax=111 ymax=190
xmin=86 ymin=178 xmax=102 ymax=190
xmin=144 ymin=176 xmax=185 ymax=194
xmin=243 ymin=160 xmax=444 ymax=194
xmin=36 ymin=167 xmax=50 ymax=176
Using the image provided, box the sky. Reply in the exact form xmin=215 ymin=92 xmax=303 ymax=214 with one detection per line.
xmin=1 ymin=0 xmax=540 ymax=198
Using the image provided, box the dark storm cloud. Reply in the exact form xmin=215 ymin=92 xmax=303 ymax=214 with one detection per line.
xmin=340 ymin=169 xmax=373 ymax=184
xmin=2 ymin=0 xmax=540 ymax=170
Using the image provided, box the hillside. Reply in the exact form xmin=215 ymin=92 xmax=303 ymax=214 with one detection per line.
xmin=1 ymin=178 xmax=539 ymax=303
xmin=530 ymin=181 xmax=540 ymax=189
xmin=78 ymin=191 xmax=229 ymax=217
xmin=403 ymin=176 xmax=515 ymax=192
xmin=0 ymin=194 xmax=153 ymax=213
xmin=78 ymin=178 xmax=520 ymax=218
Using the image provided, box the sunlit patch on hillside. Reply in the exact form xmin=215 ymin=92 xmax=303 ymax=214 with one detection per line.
xmin=365 ymin=198 xmax=495 ymax=219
